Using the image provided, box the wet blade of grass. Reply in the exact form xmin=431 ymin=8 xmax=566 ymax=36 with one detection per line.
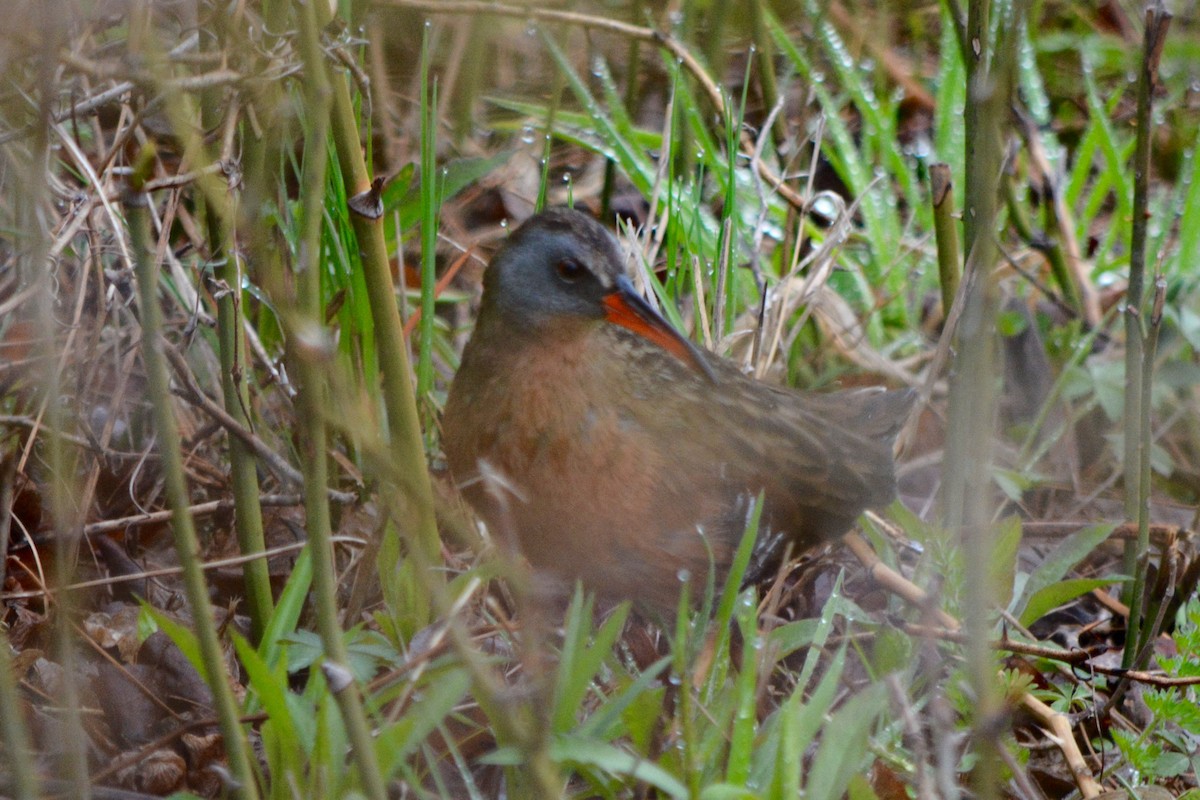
xmin=552 ymin=593 xmax=631 ymax=734
xmin=418 ymin=25 xmax=441 ymax=403
xmin=764 ymin=10 xmax=898 ymax=335
xmin=1178 ymin=128 xmax=1200 ymax=272
xmin=373 ymin=666 xmax=472 ymax=780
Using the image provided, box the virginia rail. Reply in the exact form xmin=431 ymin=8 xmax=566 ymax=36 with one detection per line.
xmin=443 ymin=208 xmax=913 ymax=616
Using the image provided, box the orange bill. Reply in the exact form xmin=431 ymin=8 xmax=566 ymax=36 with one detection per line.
xmin=602 ymin=276 xmax=717 ymax=382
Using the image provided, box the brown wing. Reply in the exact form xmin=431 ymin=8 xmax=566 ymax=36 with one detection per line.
xmin=614 ymin=331 xmax=913 ymax=546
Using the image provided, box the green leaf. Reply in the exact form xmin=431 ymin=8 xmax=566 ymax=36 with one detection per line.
xmin=280 ymin=629 xmax=324 ymax=673
xmin=725 ymin=589 xmax=761 ymax=785
xmin=553 ymin=592 xmax=630 ymax=733
xmin=847 ymin=772 xmax=882 ymax=800
xmin=989 ymin=515 xmax=1023 ymax=604
xmin=1148 ymin=751 xmax=1191 ymax=778
xmin=374 ymin=666 xmax=471 ymax=780
xmin=378 ymin=162 xmax=415 ymax=215
xmin=384 ymin=152 xmax=512 ymax=236
xmin=235 ymin=630 xmax=316 ymax=776
xmin=1020 ymin=577 xmax=1129 ymax=627
xmin=1087 ymin=360 xmax=1126 ymax=420
xmin=792 ymin=582 xmax=869 ymax=692
xmin=869 ymin=626 xmax=913 ymax=677
xmin=767 ymin=619 xmax=821 ymax=660
xmin=551 ymin=735 xmax=688 ymax=798
xmin=1146 ymin=688 xmax=1200 ymax=732
xmin=139 ymin=605 xmax=207 ymax=683
xmin=756 ymin=646 xmax=846 ymax=793
xmin=805 ymin=682 xmax=887 ymax=800
xmin=997 ymin=309 xmax=1029 ymax=337
xmin=343 ymin=628 xmax=402 ymax=683
xmin=576 ymin=656 xmax=670 ymax=740
xmin=259 ymin=545 xmax=313 ymax=669
xmin=699 ymin=785 xmax=759 ymax=800
xmin=1010 ymin=523 xmax=1116 ymax=619
xmin=715 ymin=495 xmax=764 ymax=650
xmin=617 ymin=679 xmax=667 ymax=754
xmin=993 ymin=468 xmax=1033 ymax=502
xmin=1176 ymin=124 xmax=1200 ymax=275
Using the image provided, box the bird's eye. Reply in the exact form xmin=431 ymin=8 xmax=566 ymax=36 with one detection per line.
xmin=555 ymin=258 xmax=585 ymax=283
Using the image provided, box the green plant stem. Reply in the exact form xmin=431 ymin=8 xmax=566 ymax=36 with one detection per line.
xmin=45 ymin=252 xmax=90 ymax=800
xmin=1035 ymin=193 xmax=1082 ymax=315
xmin=417 ymin=27 xmax=439 ymax=403
xmin=0 ymin=628 xmax=38 ymax=800
xmin=327 ymin=45 xmax=440 ymax=588
xmin=294 ymin=4 xmax=388 ymax=797
xmin=448 ymin=618 xmax=564 ymax=798
xmin=942 ymin=2 xmax=1021 ymax=797
xmin=535 ymin=68 xmax=565 ymax=212
xmin=601 ymin=0 xmax=642 ymax=219
xmin=702 ymin=0 xmax=731 ymax=77
xmin=750 ymin=0 xmax=788 ymax=153
xmin=960 ymin=0 xmax=991 ymax=256
xmin=503 ymin=582 xmax=563 ymax=797
xmin=26 ymin=34 xmax=89 ymax=796
xmin=200 ymin=41 xmax=273 ymax=644
xmin=941 ymin=0 xmax=970 ymax=66
xmin=1122 ymin=3 xmax=1171 ymax=668
xmin=126 ymin=158 xmax=261 ymax=800
xmin=127 ymin=11 xmax=277 ymax=644
xmin=930 ymin=162 xmax=961 ymax=316
xmin=450 ymin=17 xmax=487 ymax=143
xmin=1128 ymin=278 xmax=1168 ymax=669
xmin=211 ymin=253 xmax=274 ymax=644
xmin=673 ymin=612 xmax=702 ymax=800
xmin=0 ymin=92 xmax=42 ymax=800
xmin=1001 ymin=174 xmax=1079 ymax=315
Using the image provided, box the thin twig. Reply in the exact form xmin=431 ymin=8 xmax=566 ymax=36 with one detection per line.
xmin=82 ymin=493 xmax=307 ymax=536
xmin=0 ymin=533 xmax=367 ymax=601
xmin=161 ymin=343 xmax=357 ymax=504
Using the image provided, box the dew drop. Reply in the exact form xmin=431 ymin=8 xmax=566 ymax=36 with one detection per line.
xmin=812 ymin=195 xmax=838 ymax=219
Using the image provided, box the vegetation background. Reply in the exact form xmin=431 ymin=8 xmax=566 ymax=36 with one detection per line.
xmin=1 ymin=0 xmax=1199 ymax=798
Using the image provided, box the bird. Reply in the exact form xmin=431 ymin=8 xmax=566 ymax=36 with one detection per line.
xmin=442 ymin=207 xmax=914 ymax=617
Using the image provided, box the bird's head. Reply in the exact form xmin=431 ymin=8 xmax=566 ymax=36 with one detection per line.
xmin=481 ymin=208 xmax=714 ymax=379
